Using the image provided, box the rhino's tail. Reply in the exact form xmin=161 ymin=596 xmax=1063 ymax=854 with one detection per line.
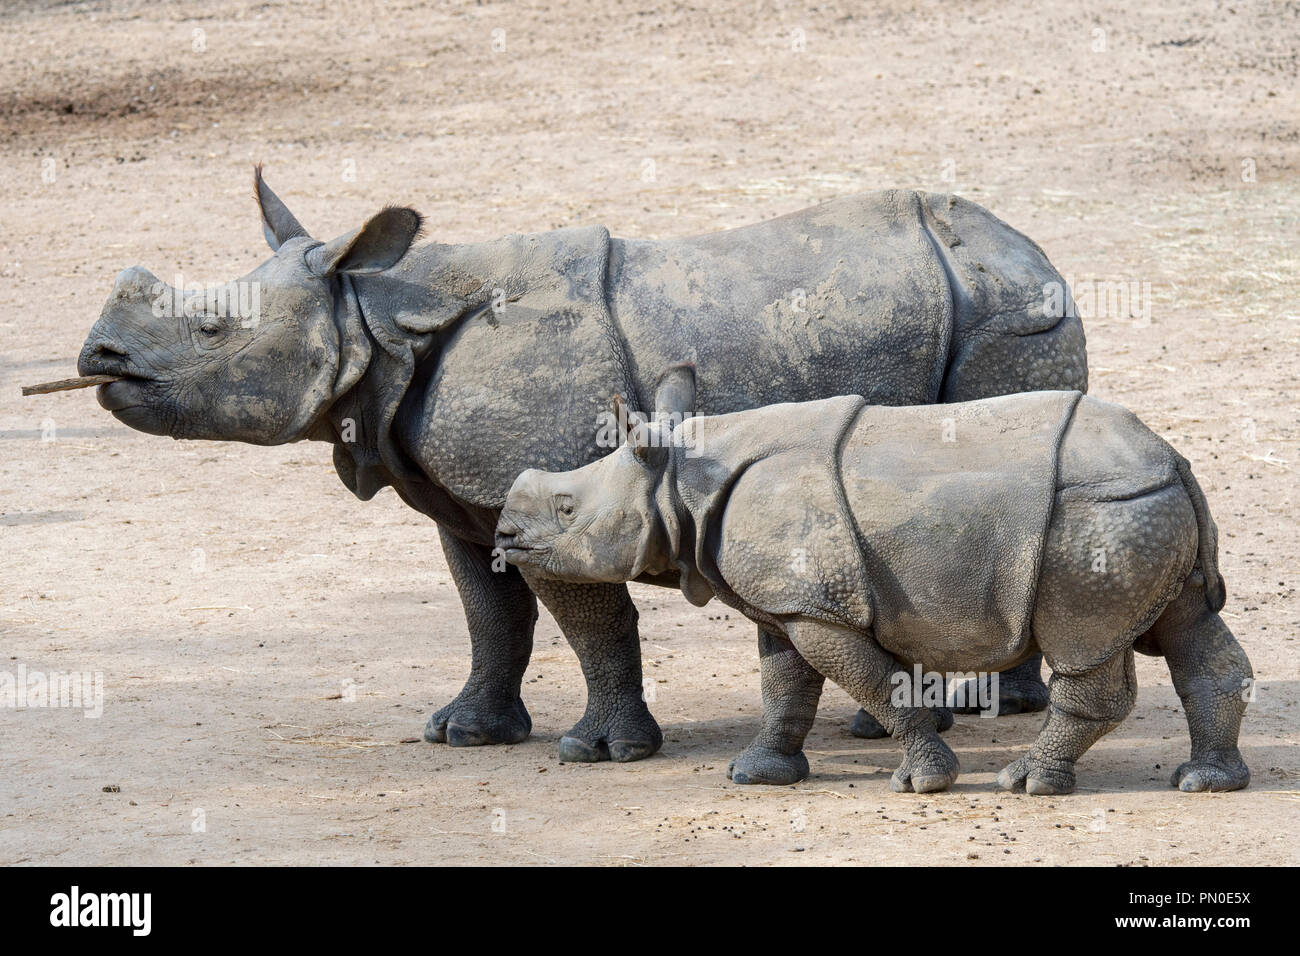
xmin=1175 ymin=455 xmax=1226 ymax=612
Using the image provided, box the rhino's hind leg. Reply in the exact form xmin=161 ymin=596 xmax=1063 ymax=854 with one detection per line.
xmin=424 ymin=528 xmax=536 ymax=747
xmin=729 ymin=628 xmax=825 ymax=785
xmin=1148 ymin=577 xmax=1252 ymax=792
xmin=997 ymin=649 xmax=1137 ymax=795
xmin=524 ymin=574 xmax=663 ymax=763
xmin=785 ymin=618 xmax=959 ymax=793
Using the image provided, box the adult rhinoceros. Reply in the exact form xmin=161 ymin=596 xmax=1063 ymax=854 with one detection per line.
xmin=78 ymin=169 xmax=1086 ymax=781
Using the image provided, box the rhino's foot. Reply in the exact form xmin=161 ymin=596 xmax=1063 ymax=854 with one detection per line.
xmin=1172 ymin=750 xmax=1250 ymax=792
xmin=996 ymin=754 xmax=1076 ymax=795
xmin=557 ymin=709 xmax=663 ymax=763
xmin=424 ymin=694 xmax=531 ymax=747
xmin=889 ymin=737 xmax=960 ymax=793
xmin=850 ymin=706 xmax=953 ymax=740
xmin=728 ymin=746 xmax=810 ymax=785
xmin=949 ymin=657 xmax=1049 ymax=716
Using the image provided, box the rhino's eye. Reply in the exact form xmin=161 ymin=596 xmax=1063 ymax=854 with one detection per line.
xmin=193 ymin=317 xmax=230 ymax=350
xmin=555 ymin=495 xmax=575 ymax=519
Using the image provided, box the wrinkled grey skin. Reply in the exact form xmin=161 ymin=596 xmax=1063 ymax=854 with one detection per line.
xmin=80 ymin=169 xmax=1086 ymax=768
xmin=499 ymin=373 xmax=1252 ymax=794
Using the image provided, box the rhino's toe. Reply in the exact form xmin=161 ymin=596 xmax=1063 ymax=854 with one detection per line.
xmin=558 ymin=735 xmax=609 ymax=762
xmin=558 ymin=712 xmax=663 ymax=764
xmin=424 ymin=695 xmax=531 ymax=746
xmin=997 ymin=754 xmax=1076 ymax=795
xmin=728 ymin=746 xmax=810 ymax=785
xmin=609 ymin=739 xmax=659 ymax=763
xmin=1172 ymin=751 xmax=1250 ymax=792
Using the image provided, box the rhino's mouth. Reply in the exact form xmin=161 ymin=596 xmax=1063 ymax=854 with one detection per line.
xmin=496 ymin=542 xmax=552 ymax=564
xmin=95 ymin=374 xmax=154 ymax=412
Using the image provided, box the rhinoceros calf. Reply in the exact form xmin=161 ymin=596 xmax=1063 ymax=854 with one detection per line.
xmin=79 ymin=169 xmax=1086 ymax=771
xmin=497 ymin=371 xmax=1252 ymax=794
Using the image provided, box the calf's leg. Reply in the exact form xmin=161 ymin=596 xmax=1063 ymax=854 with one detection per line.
xmin=1147 ymin=577 xmax=1251 ymax=791
xmin=997 ymin=648 xmax=1137 ymax=795
xmin=785 ymin=618 xmax=959 ymax=793
xmin=729 ymin=628 xmax=825 ymax=785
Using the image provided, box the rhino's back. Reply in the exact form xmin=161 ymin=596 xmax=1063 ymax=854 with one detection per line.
xmin=608 ymin=190 xmax=954 ymax=414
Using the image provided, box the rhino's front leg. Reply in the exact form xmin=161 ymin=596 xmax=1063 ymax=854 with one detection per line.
xmin=424 ymin=527 xmax=536 ymax=746
xmin=522 ymin=573 xmax=663 ymax=762
xmin=729 ymin=628 xmax=824 ymax=785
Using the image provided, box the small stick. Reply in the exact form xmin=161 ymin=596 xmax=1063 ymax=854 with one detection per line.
xmin=21 ymin=375 xmax=121 ymax=396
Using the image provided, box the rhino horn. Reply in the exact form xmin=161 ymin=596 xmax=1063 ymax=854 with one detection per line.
xmin=254 ymin=163 xmax=309 ymax=250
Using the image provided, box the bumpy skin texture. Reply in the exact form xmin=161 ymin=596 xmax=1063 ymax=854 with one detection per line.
xmin=498 ymin=388 xmax=1251 ymax=793
xmin=80 ymin=175 xmax=1085 ymax=764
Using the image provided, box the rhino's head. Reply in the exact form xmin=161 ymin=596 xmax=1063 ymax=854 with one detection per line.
xmin=496 ymin=366 xmax=697 ymax=585
xmin=77 ymin=167 xmax=422 ymax=443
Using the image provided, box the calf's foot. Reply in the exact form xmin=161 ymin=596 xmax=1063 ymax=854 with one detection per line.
xmin=424 ymin=693 xmax=531 ymax=746
xmin=728 ymin=746 xmax=810 ymax=785
xmin=891 ymin=731 xmax=960 ymax=793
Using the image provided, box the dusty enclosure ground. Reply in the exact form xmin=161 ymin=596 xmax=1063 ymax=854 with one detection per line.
xmin=1 ymin=0 xmax=1297 ymax=866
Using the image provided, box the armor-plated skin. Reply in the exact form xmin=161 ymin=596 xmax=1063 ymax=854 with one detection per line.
xmin=498 ymin=383 xmax=1252 ymax=794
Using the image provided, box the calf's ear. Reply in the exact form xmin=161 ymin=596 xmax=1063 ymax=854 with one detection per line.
xmin=307 ymin=206 xmax=424 ymax=276
xmin=612 ymin=394 xmax=670 ymax=471
xmin=254 ymin=165 xmax=309 ymax=251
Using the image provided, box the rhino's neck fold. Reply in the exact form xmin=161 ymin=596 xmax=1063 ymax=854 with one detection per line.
xmin=656 ymin=448 xmax=715 ymax=607
xmin=324 ymin=260 xmax=480 ymax=500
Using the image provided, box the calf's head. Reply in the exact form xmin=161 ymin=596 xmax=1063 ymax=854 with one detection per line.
xmin=496 ymin=366 xmax=696 ymax=584
xmin=78 ymin=168 xmax=421 ymax=443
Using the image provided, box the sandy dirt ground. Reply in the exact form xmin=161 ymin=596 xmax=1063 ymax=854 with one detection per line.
xmin=1 ymin=0 xmax=1297 ymax=866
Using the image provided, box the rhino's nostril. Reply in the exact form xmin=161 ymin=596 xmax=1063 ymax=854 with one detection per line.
xmin=78 ymin=334 xmax=132 ymax=377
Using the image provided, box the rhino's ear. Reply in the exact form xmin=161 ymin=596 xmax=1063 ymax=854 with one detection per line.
xmin=653 ymin=363 xmax=696 ymax=427
xmin=254 ymin=164 xmax=309 ymax=251
xmin=307 ymin=207 xmax=423 ymax=277
xmin=613 ymin=394 xmax=670 ymax=471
